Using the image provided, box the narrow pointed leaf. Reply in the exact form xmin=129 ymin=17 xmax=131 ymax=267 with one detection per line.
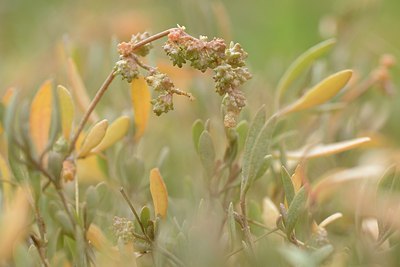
xmin=241 ymin=115 xmax=276 ymax=195
xmin=67 ymin=58 xmax=98 ymax=122
xmin=227 ymin=202 xmax=237 ymax=250
xmin=91 ymin=116 xmax=130 ymax=153
xmin=285 ymin=137 xmax=370 ymax=159
xmin=198 ymin=131 xmax=215 ymax=177
xmin=192 ymin=119 xmax=204 ymax=152
xmin=254 ymin=156 xmax=271 ymax=182
xmin=78 ymin=120 xmax=108 ymax=158
xmin=276 ymin=38 xmax=336 ymax=105
xmin=285 ymin=187 xmax=307 ymax=237
xmin=280 ymin=70 xmax=353 ymax=115
xmin=149 ymin=168 xmax=168 ymax=219
xmin=236 ymin=120 xmax=249 ymax=151
xmin=29 ymin=80 xmax=52 ymax=153
xmin=291 ymin=164 xmax=303 ymax=193
xmin=131 ymin=77 xmax=151 ymax=141
xmin=57 ymin=85 xmax=75 ymax=140
xmin=281 ymin=166 xmax=295 ymax=205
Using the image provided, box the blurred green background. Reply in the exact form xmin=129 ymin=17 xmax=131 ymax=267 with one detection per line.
xmin=1 ymin=0 xmax=399 ymax=195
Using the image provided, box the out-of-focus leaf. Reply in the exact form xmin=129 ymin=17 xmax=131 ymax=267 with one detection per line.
xmin=78 ymin=120 xmax=108 ymax=158
xmin=77 ymin=155 xmax=107 ymax=183
xmin=29 ymin=80 xmax=53 ymax=153
xmin=86 ymin=224 xmax=118 ymax=258
xmin=131 ymin=77 xmax=151 ymax=141
xmin=378 ymin=165 xmax=400 ymax=193
xmin=227 ymin=202 xmax=236 ymax=250
xmin=235 ymin=120 xmax=249 ymax=152
xmin=67 ymin=58 xmax=98 ymax=122
xmin=91 ymin=116 xmax=130 ymax=153
xmin=198 ymin=131 xmax=216 ymax=177
xmin=0 ymin=154 xmax=11 ymax=209
xmin=149 ymin=168 xmax=168 ymax=219
xmin=255 ymin=155 xmax=272 ymax=180
xmin=192 ymin=119 xmax=204 ymax=152
xmin=280 ymin=70 xmax=353 ymax=116
xmin=2 ymin=87 xmax=15 ymax=106
xmin=285 ymin=187 xmax=307 ymax=237
xmin=291 ymin=164 xmax=304 ymax=193
xmin=0 ymin=188 xmax=30 ymax=261
xmin=57 ymin=85 xmax=75 ymax=140
xmin=313 ymin=165 xmax=383 ymax=203
xmin=311 ymin=245 xmax=334 ymax=264
xmin=262 ymin=197 xmax=280 ymax=229
xmin=284 ymin=137 xmax=371 ymax=159
xmin=281 ymin=166 xmax=295 ymax=205
xmin=276 ymin=38 xmax=336 ymax=106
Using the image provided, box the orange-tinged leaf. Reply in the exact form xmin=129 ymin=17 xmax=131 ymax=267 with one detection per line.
xmin=291 ymin=164 xmax=304 ymax=193
xmin=67 ymin=58 xmax=98 ymax=122
xmin=0 ymin=187 xmax=30 ymax=261
xmin=86 ymin=224 xmax=119 ymax=259
xmin=280 ymin=70 xmax=353 ymax=116
xmin=57 ymin=85 xmax=75 ymax=140
xmin=30 ymin=80 xmax=53 ymax=153
xmin=2 ymin=87 xmax=15 ymax=106
xmin=91 ymin=116 xmax=130 ymax=153
xmin=286 ymin=137 xmax=370 ymax=159
xmin=149 ymin=168 xmax=168 ymax=219
xmin=131 ymin=77 xmax=151 ymax=141
xmin=78 ymin=120 xmax=108 ymax=158
xmin=0 ymin=154 xmax=11 ymax=209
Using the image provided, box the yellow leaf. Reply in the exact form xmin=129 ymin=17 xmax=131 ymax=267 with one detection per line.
xmin=77 ymin=155 xmax=107 ymax=183
xmin=280 ymin=69 xmax=353 ymax=116
xmin=67 ymin=58 xmax=98 ymax=122
xmin=57 ymin=85 xmax=75 ymax=140
xmin=131 ymin=77 xmax=151 ymax=141
xmin=286 ymin=137 xmax=370 ymax=159
xmin=86 ymin=224 xmax=119 ymax=259
xmin=0 ymin=187 xmax=30 ymax=261
xmin=30 ymin=80 xmax=53 ymax=153
xmin=0 ymin=154 xmax=11 ymax=209
xmin=78 ymin=120 xmax=108 ymax=158
xmin=291 ymin=164 xmax=304 ymax=193
xmin=91 ymin=116 xmax=130 ymax=154
xmin=149 ymin=168 xmax=168 ymax=219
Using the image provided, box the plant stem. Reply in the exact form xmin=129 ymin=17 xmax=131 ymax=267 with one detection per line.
xmin=68 ymin=71 xmax=115 ymax=155
xmin=119 ymin=187 xmax=149 ymax=239
xmin=226 ymin=228 xmax=279 ymax=259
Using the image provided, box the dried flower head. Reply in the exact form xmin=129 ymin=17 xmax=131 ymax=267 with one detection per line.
xmin=112 ymin=216 xmax=135 ymax=244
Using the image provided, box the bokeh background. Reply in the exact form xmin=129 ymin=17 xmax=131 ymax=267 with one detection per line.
xmin=1 ymin=0 xmax=399 ymax=193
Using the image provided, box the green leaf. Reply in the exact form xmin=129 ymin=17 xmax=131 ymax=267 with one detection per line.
xmin=378 ymin=165 xmax=400 ymax=193
xmin=276 ymin=38 xmax=336 ymax=106
xmin=198 ymin=131 xmax=216 ymax=177
xmin=281 ymin=166 xmax=295 ymax=205
xmin=227 ymin=202 xmax=237 ymax=251
xmin=236 ymin=120 xmax=249 ymax=152
xmin=255 ymin=154 xmax=273 ymax=180
xmin=285 ymin=187 xmax=307 ymax=237
xmin=241 ymin=106 xmax=266 ymax=193
xmin=140 ymin=206 xmax=151 ymax=229
xmin=55 ymin=211 xmax=74 ymax=235
xmin=311 ymin=244 xmax=334 ymax=264
xmin=241 ymin=114 xmax=276 ymax=195
xmin=192 ymin=119 xmax=204 ymax=152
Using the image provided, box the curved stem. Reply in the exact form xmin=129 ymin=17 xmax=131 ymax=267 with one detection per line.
xmin=68 ymin=71 xmax=115 ymax=155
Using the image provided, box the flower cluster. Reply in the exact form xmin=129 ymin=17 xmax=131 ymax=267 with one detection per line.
xmin=112 ymin=216 xmax=135 ymax=244
xmin=114 ymin=32 xmax=153 ymax=82
xmin=115 ymin=27 xmax=251 ymax=126
xmin=163 ymin=27 xmax=252 ymax=127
